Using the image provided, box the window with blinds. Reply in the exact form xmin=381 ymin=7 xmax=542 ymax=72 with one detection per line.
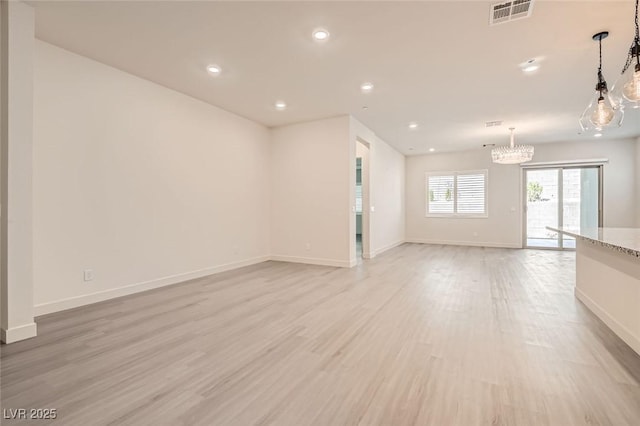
xmin=426 ymin=170 xmax=488 ymax=217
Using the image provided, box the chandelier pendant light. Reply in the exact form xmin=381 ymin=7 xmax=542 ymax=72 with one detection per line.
xmin=579 ymin=31 xmax=624 ymax=132
xmin=491 ymin=128 xmax=534 ymax=164
xmin=611 ymin=0 xmax=640 ymax=108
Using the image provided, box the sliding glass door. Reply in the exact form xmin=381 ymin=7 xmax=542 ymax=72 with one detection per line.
xmin=524 ymin=166 xmax=601 ymax=249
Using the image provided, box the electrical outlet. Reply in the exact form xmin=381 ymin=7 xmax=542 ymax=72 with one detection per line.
xmin=305 ymin=243 xmax=311 ymax=251
xmin=83 ymin=269 xmax=94 ymax=282
xmin=473 ymin=232 xmax=478 ymax=237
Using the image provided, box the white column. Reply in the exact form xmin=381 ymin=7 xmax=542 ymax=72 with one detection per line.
xmin=1 ymin=0 xmax=37 ymax=343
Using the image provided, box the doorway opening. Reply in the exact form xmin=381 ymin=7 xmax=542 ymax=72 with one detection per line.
xmin=356 ymin=139 xmax=370 ymax=260
xmin=524 ymin=165 xmax=602 ymax=250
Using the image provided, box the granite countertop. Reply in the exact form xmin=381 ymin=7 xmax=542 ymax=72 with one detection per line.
xmin=546 ymin=226 xmax=640 ymax=258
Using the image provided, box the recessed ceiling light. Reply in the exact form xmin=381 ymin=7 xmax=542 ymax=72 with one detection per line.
xmin=521 ymin=59 xmax=539 ymax=73
xmin=207 ymin=64 xmax=221 ymax=75
xmin=429 ymin=148 xmax=435 ymax=152
xmin=408 ymin=122 xmax=418 ymax=129
xmin=594 ymin=133 xmax=603 ymax=138
xmin=360 ymin=82 xmax=374 ymax=93
xmin=312 ymin=29 xmax=330 ymax=41
xmin=362 ymin=106 xmax=368 ymax=110
xmin=275 ymin=101 xmax=287 ymax=110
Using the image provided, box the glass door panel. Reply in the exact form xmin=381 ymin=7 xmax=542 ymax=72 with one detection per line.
xmin=526 ymin=169 xmax=560 ymax=248
xmin=561 ymin=169 xmax=579 ymax=249
xmin=562 ymin=167 xmax=600 ymax=249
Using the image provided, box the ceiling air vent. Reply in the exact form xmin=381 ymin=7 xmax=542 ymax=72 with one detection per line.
xmin=490 ymin=0 xmax=534 ymax=26
xmin=485 ymin=120 xmax=503 ymax=128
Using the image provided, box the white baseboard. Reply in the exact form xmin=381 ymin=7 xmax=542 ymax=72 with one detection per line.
xmin=1 ymin=322 xmax=37 ymax=344
xmin=270 ymin=255 xmax=350 ymax=268
xmin=372 ymin=240 xmax=405 ymax=257
xmin=34 ymin=255 xmax=270 ymax=317
xmin=575 ymin=287 xmax=640 ymax=355
xmin=32 ymin=245 xmax=404 ymax=318
xmin=405 ymin=238 xmax=521 ymax=249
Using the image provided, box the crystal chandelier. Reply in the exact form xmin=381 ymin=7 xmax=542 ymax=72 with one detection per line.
xmin=491 ymin=128 xmax=534 ymax=164
xmin=580 ymin=31 xmax=624 ymax=131
xmin=611 ymin=0 xmax=640 ymax=109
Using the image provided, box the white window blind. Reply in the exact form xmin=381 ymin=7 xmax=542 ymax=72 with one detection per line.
xmin=426 ymin=170 xmax=488 ymax=217
xmin=457 ymin=173 xmax=486 ymax=214
xmin=427 ymin=175 xmax=454 ymax=214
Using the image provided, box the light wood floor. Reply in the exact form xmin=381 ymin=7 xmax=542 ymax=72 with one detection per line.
xmin=2 ymin=244 xmax=640 ymax=425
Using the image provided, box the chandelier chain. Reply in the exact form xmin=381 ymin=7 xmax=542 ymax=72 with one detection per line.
xmin=598 ymin=35 xmax=603 ymax=74
xmin=636 ymin=0 xmax=640 ymax=65
xmin=597 ymin=36 xmax=605 ymax=94
xmin=622 ymin=0 xmax=640 ymax=74
xmin=636 ymin=0 xmax=640 ymax=42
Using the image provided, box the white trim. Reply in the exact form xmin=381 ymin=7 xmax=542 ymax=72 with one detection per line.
xmin=270 ymin=255 xmax=351 ymax=268
xmin=575 ymin=287 xmax=640 ymax=355
xmin=426 ymin=214 xmax=489 ymax=219
xmin=521 ymin=158 xmax=609 ymax=168
xmin=34 ymin=256 xmax=270 ymax=316
xmin=405 ymin=238 xmax=521 ymax=249
xmin=372 ymin=240 xmax=405 ymax=257
xmin=1 ymin=322 xmax=37 ymax=343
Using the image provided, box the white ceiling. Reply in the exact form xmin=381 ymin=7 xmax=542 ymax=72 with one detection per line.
xmin=31 ymin=1 xmax=640 ymax=155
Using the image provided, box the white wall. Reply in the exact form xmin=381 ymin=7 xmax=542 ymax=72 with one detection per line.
xmin=33 ymin=41 xmax=271 ymax=315
xmin=270 ymin=116 xmax=352 ymax=267
xmin=636 ymin=137 xmax=640 ymax=227
xmin=32 ymin=45 xmax=406 ymax=318
xmin=350 ymin=118 xmax=405 ymax=260
xmin=406 ymin=148 xmax=521 ymax=248
xmin=406 ymin=138 xmax=637 ymax=248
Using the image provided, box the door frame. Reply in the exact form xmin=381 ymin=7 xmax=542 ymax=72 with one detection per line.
xmin=522 ymin=165 xmax=603 ymax=250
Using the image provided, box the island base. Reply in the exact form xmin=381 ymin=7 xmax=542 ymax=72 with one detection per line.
xmin=575 ymin=239 xmax=640 ymax=355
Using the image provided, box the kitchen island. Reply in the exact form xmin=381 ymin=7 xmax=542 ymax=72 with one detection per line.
xmin=547 ymin=226 xmax=640 ymax=355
